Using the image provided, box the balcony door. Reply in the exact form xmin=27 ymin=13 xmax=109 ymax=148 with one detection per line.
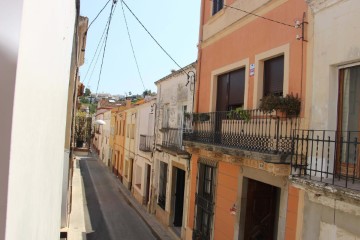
xmin=337 ymin=65 xmax=360 ymax=177
xmin=216 ymin=68 xmax=245 ymax=112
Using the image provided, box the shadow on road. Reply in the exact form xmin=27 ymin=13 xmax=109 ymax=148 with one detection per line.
xmin=80 ymin=158 xmax=112 ymax=240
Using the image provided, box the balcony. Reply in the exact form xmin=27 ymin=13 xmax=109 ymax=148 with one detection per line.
xmin=139 ymin=134 xmax=153 ymax=152
xmin=183 ymin=110 xmax=299 ymax=156
xmin=291 ymin=130 xmax=360 ymax=191
xmin=160 ymin=128 xmax=189 ymax=156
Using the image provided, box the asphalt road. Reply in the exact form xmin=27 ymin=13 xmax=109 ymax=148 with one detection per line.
xmin=80 ymin=157 xmax=157 ymax=240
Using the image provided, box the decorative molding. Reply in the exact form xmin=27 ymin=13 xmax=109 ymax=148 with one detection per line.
xmin=306 ymin=0 xmax=345 ymax=13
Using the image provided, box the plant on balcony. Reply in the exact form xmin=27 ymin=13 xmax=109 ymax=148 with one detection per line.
xmin=226 ymin=107 xmax=251 ymax=122
xmin=259 ymin=93 xmax=301 ymax=117
xmin=259 ymin=94 xmax=283 ymax=113
xmin=193 ymin=113 xmax=210 ymax=122
xmin=281 ymin=93 xmax=301 ymax=116
xmin=184 ymin=112 xmax=191 ymax=120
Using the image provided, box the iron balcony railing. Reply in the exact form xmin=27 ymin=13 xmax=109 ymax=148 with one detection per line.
xmin=291 ymin=130 xmax=360 ymax=190
xmin=183 ymin=110 xmax=299 ymax=155
xmin=139 ymin=134 xmax=154 ymax=152
xmin=161 ymin=128 xmax=183 ymax=152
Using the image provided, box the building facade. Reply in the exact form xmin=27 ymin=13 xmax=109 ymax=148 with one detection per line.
xmin=0 ymin=0 xmax=84 ymax=239
xmin=132 ymin=98 xmax=156 ymax=208
xmin=184 ymin=0 xmax=308 ymax=239
xmin=288 ymin=0 xmax=360 ymax=239
xmin=152 ymin=63 xmax=196 ymax=239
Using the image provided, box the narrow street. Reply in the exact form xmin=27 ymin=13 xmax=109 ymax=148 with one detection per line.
xmin=79 ymin=154 xmax=157 ymax=240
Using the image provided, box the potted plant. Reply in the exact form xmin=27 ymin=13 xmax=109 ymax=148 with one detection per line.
xmin=259 ymin=93 xmax=301 ymax=117
xmin=193 ymin=113 xmax=210 ymax=122
xmin=259 ymin=94 xmax=283 ymax=113
xmin=227 ymin=107 xmax=251 ymax=122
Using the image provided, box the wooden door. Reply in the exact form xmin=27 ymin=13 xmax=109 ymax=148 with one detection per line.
xmin=244 ymin=179 xmax=278 ymax=240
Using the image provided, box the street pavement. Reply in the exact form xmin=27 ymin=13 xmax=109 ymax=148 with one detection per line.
xmin=75 ymin=152 xmax=175 ymax=240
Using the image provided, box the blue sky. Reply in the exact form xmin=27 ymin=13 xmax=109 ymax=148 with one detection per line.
xmin=80 ymin=0 xmax=201 ymax=96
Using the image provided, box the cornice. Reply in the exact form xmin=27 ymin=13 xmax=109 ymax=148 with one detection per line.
xmin=306 ymin=0 xmax=345 ymax=13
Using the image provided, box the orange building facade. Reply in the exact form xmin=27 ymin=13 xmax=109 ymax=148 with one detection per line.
xmin=184 ymin=0 xmax=309 ymax=239
xmin=112 ymin=106 xmax=127 ymax=181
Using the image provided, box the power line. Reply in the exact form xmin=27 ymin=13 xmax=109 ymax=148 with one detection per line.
xmin=223 ymin=4 xmax=294 ymax=28
xmin=87 ymin=0 xmax=111 ymax=32
xmin=86 ymin=35 xmax=107 ymax=89
xmin=121 ymin=0 xmax=190 ymax=78
xmin=83 ymin=18 xmax=111 ymax=86
xmin=120 ymin=1 xmax=146 ymax=91
xmin=95 ymin=1 xmax=117 ymax=95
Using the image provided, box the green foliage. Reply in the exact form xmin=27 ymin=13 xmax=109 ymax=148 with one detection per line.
xmin=259 ymin=94 xmax=283 ymax=113
xmin=259 ymin=93 xmax=301 ymax=116
xmin=193 ymin=113 xmax=210 ymax=122
xmin=227 ymin=107 xmax=251 ymax=122
xmin=281 ymin=93 xmax=301 ymax=116
xmin=74 ymin=112 xmax=91 ymax=145
xmin=142 ymin=89 xmax=152 ymax=97
xmin=89 ymin=103 xmax=97 ymax=114
xmin=84 ymin=88 xmax=91 ymax=96
xmin=79 ymin=96 xmax=90 ymax=104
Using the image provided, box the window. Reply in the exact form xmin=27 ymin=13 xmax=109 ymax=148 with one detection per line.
xmin=158 ymin=161 xmax=168 ymax=209
xmin=194 ymin=163 xmax=216 ymax=240
xmin=216 ymin=68 xmax=246 ymax=111
xmin=263 ymin=55 xmax=284 ymax=96
xmin=130 ymin=124 xmax=135 ymax=139
xmin=212 ymin=0 xmax=223 ymax=15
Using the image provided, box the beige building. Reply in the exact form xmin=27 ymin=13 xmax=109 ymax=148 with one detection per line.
xmin=152 ymin=63 xmax=196 ymax=239
xmin=289 ymin=0 xmax=360 ymax=239
xmin=123 ymin=107 xmax=137 ymax=190
xmin=132 ymin=98 xmax=156 ymax=208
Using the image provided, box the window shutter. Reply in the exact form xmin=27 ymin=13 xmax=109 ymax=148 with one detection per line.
xmin=264 ymin=55 xmax=284 ymax=96
xmin=229 ymin=68 xmax=245 ymax=108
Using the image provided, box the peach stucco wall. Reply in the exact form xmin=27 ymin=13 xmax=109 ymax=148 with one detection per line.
xmin=213 ymin=162 xmax=239 ymax=240
xmin=187 ymin=155 xmax=240 ymax=240
xmin=197 ymin=0 xmax=308 ymax=113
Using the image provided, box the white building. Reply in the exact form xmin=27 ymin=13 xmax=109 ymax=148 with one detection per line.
xmin=132 ymin=98 xmax=156 ymax=209
xmin=0 ymin=0 xmax=84 ymax=239
xmin=152 ymin=62 xmax=196 ymax=238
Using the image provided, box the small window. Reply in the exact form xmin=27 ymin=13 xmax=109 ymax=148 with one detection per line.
xmin=212 ymin=0 xmax=224 ymax=15
xmin=263 ymin=55 xmax=284 ymax=96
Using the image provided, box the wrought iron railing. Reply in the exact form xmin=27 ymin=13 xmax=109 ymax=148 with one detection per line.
xmin=183 ymin=110 xmax=299 ymax=155
xmin=139 ymin=134 xmax=153 ymax=152
xmin=291 ymin=130 xmax=360 ymax=190
xmin=161 ymin=128 xmax=183 ymax=151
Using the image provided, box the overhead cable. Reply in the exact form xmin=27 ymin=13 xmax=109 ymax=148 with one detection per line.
xmin=120 ymin=0 xmax=146 ymax=91
xmin=95 ymin=2 xmax=117 ymax=95
xmin=87 ymin=0 xmax=111 ymax=32
xmin=223 ymin=4 xmax=294 ymax=28
xmin=83 ymin=18 xmax=111 ymax=87
xmin=121 ymin=0 xmax=190 ymax=78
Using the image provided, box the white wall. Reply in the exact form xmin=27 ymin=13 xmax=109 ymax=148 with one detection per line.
xmin=0 ymin=0 xmax=24 ymax=238
xmin=309 ymin=0 xmax=360 ymax=130
xmin=0 ymin=0 xmax=77 ymax=239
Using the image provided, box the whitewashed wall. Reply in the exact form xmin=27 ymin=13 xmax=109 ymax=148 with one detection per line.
xmin=0 ymin=0 xmax=77 ymax=239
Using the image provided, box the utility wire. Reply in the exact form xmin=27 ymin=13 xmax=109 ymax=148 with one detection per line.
xmin=86 ymin=34 xmax=107 ymax=89
xmin=95 ymin=2 xmax=117 ymax=95
xmin=87 ymin=0 xmax=111 ymax=32
xmin=223 ymin=3 xmax=294 ymax=28
xmin=83 ymin=18 xmax=111 ymax=86
xmin=120 ymin=0 xmax=146 ymax=91
xmin=121 ymin=0 xmax=190 ymax=78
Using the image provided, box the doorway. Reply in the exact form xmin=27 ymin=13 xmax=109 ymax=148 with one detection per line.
xmin=241 ymin=178 xmax=279 ymax=240
xmin=144 ymin=164 xmax=151 ymax=206
xmin=337 ymin=65 xmax=360 ymax=177
xmin=173 ymin=168 xmax=185 ymax=227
